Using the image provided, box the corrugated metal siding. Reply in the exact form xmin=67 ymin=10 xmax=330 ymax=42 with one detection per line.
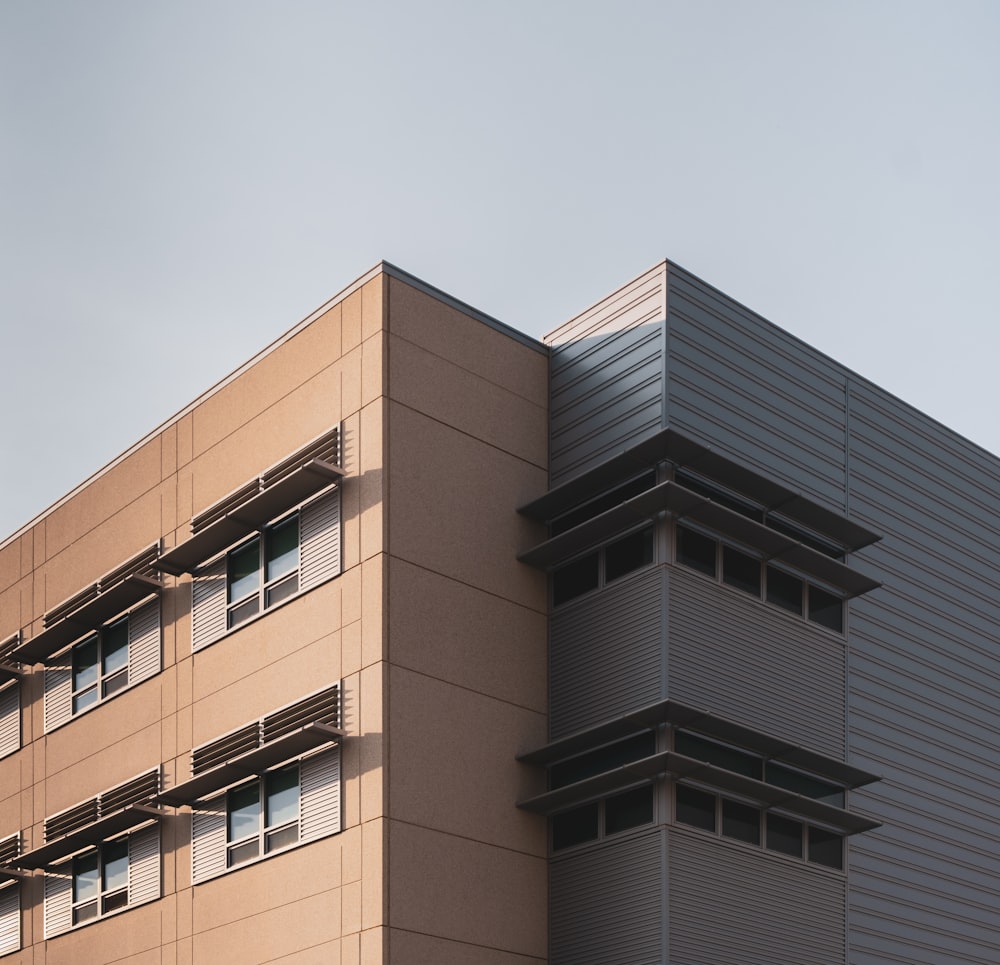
xmin=0 ymin=684 xmax=18 ymax=760
xmin=665 ymin=266 xmax=848 ymax=508
xmin=43 ymin=665 xmax=72 ymax=733
xmin=191 ymin=796 xmax=227 ymax=884
xmin=550 ymin=566 xmax=665 ymax=739
xmin=43 ymin=864 xmax=72 ymax=939
xmin=128 ymin=826 xmax=160 ymax=907
xmin=550 ymin=828 xmax=664 ymax=965
xmin=669 ymin=829 xmax=845 ymax=964
xmin=300 ymin=490 xmax=341 ymax=591
xmin=547 ymin=264 xmax=666 ymax=486
xmin=191 ymin=558 xmax=227 ymax=653
xmin=847 ymin=378 xmax=1000 ymax=964
xmin=300 ymin=748 xmax=340 ymax=842
xmin=668 ymin=566 xmax=846 ymax=758
xmin=128 ymin=599 xmax=160 ymax=686
xmin=0 ymin=885 xmax=18 ymax=956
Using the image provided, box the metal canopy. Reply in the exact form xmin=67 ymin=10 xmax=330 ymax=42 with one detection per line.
xmin=13 ymin=805 xmax=164 ymax=870
xmin=158 ymin=722 xmax=344 ymax=807
xmin=13 ymin=574 xmax=162 ymax=666
xmin=156 ymin=460 xmax=343 ymax=576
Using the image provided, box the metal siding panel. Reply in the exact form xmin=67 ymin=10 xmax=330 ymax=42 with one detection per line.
xmin=668 ymin=567 xmax=846 ymax=758
xmin=128 ymin=598 xmax=160 ymax=686
xmin=43 ymin=665 xmax=72 ymax=734
xmin=0 ymin=685 xmax=18 ymax=760
xmin=300 ymin=748 xmax=341 ymax=842
xmin=550 ymin=566 xmax=664 ymax=739
xmin=128 ymin=826 xmax=160 ymax=907
xmin=191 ymin=558 xmax=227 ymax=652
xmin=666 ymin=268 xmax=848 ymax=508
xmin=550 ymin=828 xmax=663 ymax=965
xmin=43 ymin=864 xmax=72 ymax=939
xmin=191 ymin=796 xmax=227 ymax=884
xmin=300 ymin=490 xmax=341 ymax=592
xmin=668 ymin=830 xmax=845 ymax=965
xmin=0 ymin=886 xmax=18 ymax=956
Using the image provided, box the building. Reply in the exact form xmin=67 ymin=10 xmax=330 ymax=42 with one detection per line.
xmin=0 ymin=259 xmax=997 ymax=964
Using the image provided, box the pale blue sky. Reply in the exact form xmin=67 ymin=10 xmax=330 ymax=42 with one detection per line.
xmin=2 ymin=0 xmax=998 ymax=541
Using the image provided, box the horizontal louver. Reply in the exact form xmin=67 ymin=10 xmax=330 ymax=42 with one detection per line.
xmin=191 ymin=723 xmax=260 ymax=775
xmin=44 ymin=768 xmax=159 ymax=841
xmin=0 ymin=685 xmax=18 ymax=759
xmin=0 ymin=834 xmax=19 ymax=865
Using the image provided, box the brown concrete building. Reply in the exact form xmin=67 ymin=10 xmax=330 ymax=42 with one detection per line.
xmin=0 ymin=263 xmax=550 ymax=964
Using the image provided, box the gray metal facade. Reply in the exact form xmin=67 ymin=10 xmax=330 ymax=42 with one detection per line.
xmin=534 ymin=259 xmax=1000 ymax=963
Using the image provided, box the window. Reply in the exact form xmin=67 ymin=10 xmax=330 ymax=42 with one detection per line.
xmin=44 ymin=827 xmax=160 ymax=938
xmin=228 ymin=514 xmax=300 ymax=629
xmin=551 ymin=785 xmax=654 ymax=852
xmin=552 ymin=524 xmax=655 ymax=607
xmin=227 ymin=764 xmax=300 ymax=867
xmin=44 ymin=599 xmax=160 ymax=732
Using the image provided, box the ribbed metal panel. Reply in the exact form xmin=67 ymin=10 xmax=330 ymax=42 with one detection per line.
xmin=43 ymin=665 xmax=72 ymax=733
xmin=668 ymin=567 xmax=846 ymax=758
xmin=550 ymin=566 xmax=664 ymax=739
xmin=191 ymin=796 xmax=227 ymax=884
xmin=300 ymin=748 xmax=341 ymax=842
xmin=669 ymin=830 xmax=845 ymax=964
xmin=0 ymin=684 xmax=18 ymax=760
xmin=550 ymin=828 xmax=663 ymax=965
xmin=547 ymin=264 xmax=666 ymax=486
xmin=128 ymin=826 xmax=160 ymax=907
xmin=43 ymin=863 xmax=72 ymax=938
xmin=300 ymin=490 xmax=340 ymax=591
xmin=191 ymin=557 xmax=227 ymax=652
xmin=128 ymin=599 xmax=160 ymax=686
xmin=665 ymin=267 xmax=848 ymax=509
xmin=0 ymin=885 xmax=18 ymax=956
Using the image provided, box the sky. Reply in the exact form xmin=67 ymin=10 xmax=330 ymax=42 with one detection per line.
xmin=1 ymin=0 xmax=998 ymax=542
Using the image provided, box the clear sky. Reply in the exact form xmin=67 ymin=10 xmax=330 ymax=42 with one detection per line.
xmin=1 ymin=1 xmax=998 ymax=542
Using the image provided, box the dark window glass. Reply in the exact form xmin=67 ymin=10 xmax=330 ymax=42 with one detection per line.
xmin=766 ymin=814 xmax=803 ymax=857
xmin=675 ymin=731 xmax=762 ymax=780
xmin=266 ymin=516 xmax=299 ymax=583
xmin=550 ymin=732 xmax=656 ymax=789
xmin=605 ymin=526 xmax=654 ymax=583
xmin=228 ymin=538 xmax=261 ymax=603
xmin=808 ymin=585 xmax=844 ymax=632
xmin=72 ymin=637 xmax=100 ymax=713
xmin=551 ymin=471 xmax=657 ymax=536
xmin=102 ymin=620 xmax=129 ymax=697
xmin=766 ymin=763 xmax=844 ymax=807
xmin=676 ymin=526 xmax=717 ymax=577
xmin=722 ymin=545 xmax=761 ymax=596
xmin=676 ymin=785 xmax=716 ymax=832
xmin=722 ymin=798 xmax=760 ymax=844
xmin=674 ymin=471 xmax=764 ymax=522
xmin=552 ymin=802 xmax=599 ymax=851
xmin=552 ymin=552 xmax=599 ymax=606
xmin=766 ymin=565 xmax=803 ymax=615
xmin=101 ymin=839 xmax=129 ymax=913
xmin=604 ymin=786 xmax=654 ymax=835
xmin=808 ymin=827 xmax=843 ymax=869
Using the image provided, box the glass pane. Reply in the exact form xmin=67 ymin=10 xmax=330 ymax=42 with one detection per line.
xmin=102 ymin=839 xmax=129 ymax=893
xmin=765 ymin=763 xmax=844 ymax=807
xmin=551 ymin=802 xmax=599 ymax=851
xmin=808 ymin=827 xmax=843 ymax=869
xmin=550 ymin=732 xmax=656 ymax=789
xmin=604 ymin=785 xmax=654 ymax=835
xmin=228 ymin=596 xmax=259 ymax=628
xmin=73 ymin=900 xmax=99 ymax=924
xmin=722 ymin=545 xmax=761 ymax=596
xmin=675 ymin=731 xmax=762 ymax=780
xmin=266 ymin=573 xmax=299 ymax=608
xmin=766 ymin=814 xmax=803 ymax=857
xmin=73 ymin=851 xmax=100 ymax=903
xmin=227 ymin=838 xmax=259 ymax=867
xmin=228 ymin=782 xmax=261 ymax=841
xmin=808 ymin=585 xmax=844 ymax=632
xmin=552 ymin=552 xmax=599 ymax=606
xmin=102 ymin=620 xmax=129 ymax=677
xmin=266 ymin=516 xmax=299 ymax=583
xmin=266 ymin=766 xmax=300 ymax=828
xmin=265 ymin=823 xmax=299 ymax=853
xmin=766 ymin=565 xmax=803 ymax=615
xmin=722 ymin=798 xmax=760 ymax=844
xmin=604 ymin=526 xmax=654 ymax=583
xmin=676 ymin=526 xmax=716 ymax=577
xmin=102 ymin=889 xmax=128 ymax=914
xmin=73 ymin=637 xmax=99 ymax=692
xmin=676 ymin=785 xmax=716 ymax=832
xmin=228 ymin=538 xmax=261 ymax=603
xmin=73 ymin=686 xmax=99 ymax=715
xmin=103 ymin=669 xmax=129 ymax=698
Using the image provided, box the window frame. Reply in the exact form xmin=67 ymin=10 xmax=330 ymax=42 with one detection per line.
xmin=226 ymin=511 xmax=302 ymax=631
xmin=71 ymin=838 xmax=130 ymax=925
xmin=225 ymin=763 xmax=302 ymax=868
xmin=550 ymin=782 xmax=656 ymax=854
xmin=71 ymin=617 xmax=130 ymax=716
xmin=551 ymin=522 xmax=656 ymax=608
